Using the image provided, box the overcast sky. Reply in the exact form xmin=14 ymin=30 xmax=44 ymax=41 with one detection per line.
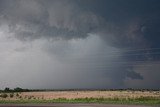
xmin=0 ymin=0 xmax=160 ymax=89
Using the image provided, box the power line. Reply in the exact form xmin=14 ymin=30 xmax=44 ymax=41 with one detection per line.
xmin=86 ymin=52 xmax=160 ymax=57
xmin=85 ymin=47 xmax=160 ymax=55
xmin=122 ymin=47 xmax=160 ymax=52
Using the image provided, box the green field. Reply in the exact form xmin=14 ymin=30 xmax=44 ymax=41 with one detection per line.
xmin=0 ymin=97 xmax=160 ymax=105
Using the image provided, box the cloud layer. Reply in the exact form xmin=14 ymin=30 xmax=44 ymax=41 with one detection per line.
xmin=0 ymin=0 xmax=160 ymax=89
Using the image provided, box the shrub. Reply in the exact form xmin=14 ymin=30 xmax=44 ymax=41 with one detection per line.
xmin=9 ymin=93 xmax=14 ymax=98
xmin=0 ymin=93 xmax=8 ymax=98
xmin=28 ymin=96 xmax=32 ymax=99
xmin=16 ymin=93 xmax=19 ymax=97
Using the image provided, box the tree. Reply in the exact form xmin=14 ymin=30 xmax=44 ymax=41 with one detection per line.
xmin=14 ymin=87 xmax=23 ymax=92
xmin=4 ymin=87 xmax=10 ymax=92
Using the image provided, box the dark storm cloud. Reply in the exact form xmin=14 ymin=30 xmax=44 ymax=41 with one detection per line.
xmin=79 ymin=0 xmax=160 ymax=48
xmin=78 ymin=0 xmax=160 ymax=83
xmin=0 ymin=0 xmax=104 ymax=41
xmin=0 ymin=0 xmax=160 ymax=89
xmin=1 ymin=0 xmax=159 ymax=48
xmin=82 ymin=0 xmax=160 ymax=86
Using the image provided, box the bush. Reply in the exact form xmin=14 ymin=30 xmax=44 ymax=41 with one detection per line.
xmin=9 ymin=93 xmax=14 ymax=98
xmin=16 ymin=93 xmax=19 ymax=97
xmin=28 ymin=96 xmax=32 ymax=99
xmin=0 ymin=93 xmax=8 ymax=98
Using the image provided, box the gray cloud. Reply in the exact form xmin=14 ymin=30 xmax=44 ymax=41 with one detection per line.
xmin=0 ymin=0 xmax=104 ymax=41
xmin=0 ymin=0 xmax=160 ymax=89
xmin=124 ymin=61 xmax=160 ymax=89
xmin=0 ymin=0 xmax=153 ymax=48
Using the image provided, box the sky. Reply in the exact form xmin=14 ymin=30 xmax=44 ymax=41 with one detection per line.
xmin=0 ymin=0 xmax=160 ymax=89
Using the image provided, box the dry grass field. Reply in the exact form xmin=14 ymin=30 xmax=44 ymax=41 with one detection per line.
xmin=1 ymin=91 xmax=160 ymax=100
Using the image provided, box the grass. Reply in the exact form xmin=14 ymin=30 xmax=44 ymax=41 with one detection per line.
xmin=0 ymin=97 xmax=160 ymax=105
xmin=0 ymin=90 xmax=160 ymax=105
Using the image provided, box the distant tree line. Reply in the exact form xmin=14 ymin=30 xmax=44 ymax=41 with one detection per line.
xmin=0 ymin=87 xmax=30 ymax=92
xmin=0 ymin=87 xmax=159 ymax=92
